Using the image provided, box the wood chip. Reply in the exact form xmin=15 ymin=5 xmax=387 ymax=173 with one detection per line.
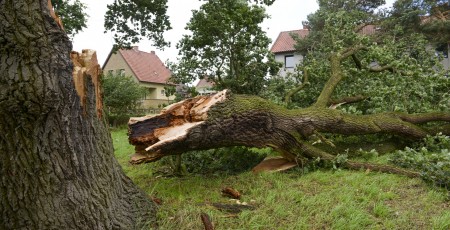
xmin=200 ymin=213 xmax=214 ymax=230
xmin=221 ymin=187 xmax=241 ymax=199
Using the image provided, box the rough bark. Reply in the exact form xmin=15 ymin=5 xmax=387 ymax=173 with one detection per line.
xmin=128 ymin=90 xmax=449 ymax=177
xmin=0 ymin=1 xmax=155 ymax=229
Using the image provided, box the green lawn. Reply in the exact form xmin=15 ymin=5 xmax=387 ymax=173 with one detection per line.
xmin=111 ymin=128 xmax=450 ymax=230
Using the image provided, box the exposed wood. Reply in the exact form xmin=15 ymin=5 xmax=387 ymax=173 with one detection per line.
xmin=252 ymin=157 xmax=298 ymax=173
xmin=47 ymin=0 xmax=64 ymax=30
xmin=70 ymin=50 xmax=104 ymax=118
xmin=221 ymin=187 xmax=241 ymax=199
xmin=128 ymin=90 xmax=227 ymax=164
xmin=200 ymin=213 xmax=214 ymax=230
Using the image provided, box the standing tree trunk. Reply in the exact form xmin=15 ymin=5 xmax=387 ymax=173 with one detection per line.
xmin=0 ymin=1 xmax=155 ymax=229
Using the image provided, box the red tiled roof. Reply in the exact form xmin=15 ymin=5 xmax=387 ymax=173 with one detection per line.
xmin=270 ymin=29 xmax=309 ymax=53
xmin=358 ymin=24 xmax=377 ymax=35
xmin=119 ymin=48 xmax=171 ymax=84
xmin=196 ymin=77 xmax=215 ymax=88
xmin=271 ymin=26 xmax=377 ymax=54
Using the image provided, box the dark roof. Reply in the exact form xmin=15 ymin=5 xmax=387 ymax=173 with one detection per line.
xmin=270 ymin=29 xmax=309 ymax=53
xmin=104 ymin=47 xmax=171 ymax=84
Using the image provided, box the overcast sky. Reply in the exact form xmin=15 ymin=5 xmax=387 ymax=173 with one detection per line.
xmin=72 ymin=0 xmax=394 ymax=66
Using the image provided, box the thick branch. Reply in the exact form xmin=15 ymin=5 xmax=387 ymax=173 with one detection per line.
xmin=313 ymin=54 xmax=343 ymax=107
xmin=128 ymin=91 xmax=449 ymax=170
xmin=314 ymin=46 xmax=368 ymax=107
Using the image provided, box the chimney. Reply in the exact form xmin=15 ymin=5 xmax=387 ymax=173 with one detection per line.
xmin=150 ymin=50 xmax=155 ymax=54
xmin=132 ymin=46 xmax=139 ymax=51
xmin=302 ymin=21 xmax=310 ymax=30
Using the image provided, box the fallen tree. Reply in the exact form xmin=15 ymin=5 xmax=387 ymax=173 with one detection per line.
xmin=128 ymin=51 xmax=450 ymax=177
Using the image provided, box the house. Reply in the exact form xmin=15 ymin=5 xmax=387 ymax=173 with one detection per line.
xmin=102 ymin=46 xmax=175 ymax=108
xmin=196 ymin=77 xmax=216 ymax=95
xmin=271 ymin=25 xmax=378 ymax=77
xmin=271 ymin=25 xmax=449 ymax=76
xmin=270 ymin=28 xmax=309 ymax=77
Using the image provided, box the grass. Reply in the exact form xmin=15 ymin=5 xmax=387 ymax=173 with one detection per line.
xmin=111 ymin=128 xmax=450 ymax=229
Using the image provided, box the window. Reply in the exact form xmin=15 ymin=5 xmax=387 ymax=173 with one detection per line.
xmin=116 ymin=69 xmax=125 ymax=76
xmin=285 ymin=55 xmax=295 ymax=68
xmin=161 ymin=89 xmax=165 ymax=96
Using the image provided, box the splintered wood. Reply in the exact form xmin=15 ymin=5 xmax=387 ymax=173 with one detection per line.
xmin=128 ymin=90 xmax=228 ymax=164
xmin=47 ymin=0 xmax=64 ymax=30
xmin=70 ymin=50 xmax=103 ymax=118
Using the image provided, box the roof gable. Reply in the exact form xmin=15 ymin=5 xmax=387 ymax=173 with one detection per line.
xmin=271 ymin=25 xmax=377 ymax=54
xmin=270 ymin=29 xmax=309 ymax=53
xmin=196 ymin=77 xmax=215 ymax=88
xmin=104 ymin=47 xmax=171 ymax=84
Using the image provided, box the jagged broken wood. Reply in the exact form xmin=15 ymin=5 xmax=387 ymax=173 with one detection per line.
xmin=128 ymin=89 xmax=450 ymax=176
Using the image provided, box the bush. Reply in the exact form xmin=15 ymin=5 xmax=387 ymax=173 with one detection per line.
xmin=390 ymin=134 xmax=450 ymax=188
xmin=157 ymin=147 xmax=272 ymax=175
xmin=102 ymin=72 xmax=147 ymax=126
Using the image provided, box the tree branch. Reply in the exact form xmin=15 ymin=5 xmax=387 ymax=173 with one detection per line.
xmin=368 ymin=64 xmax=412 ymax=76
xmin=284 ymin=68 xmax=309 ymax=104
xmin=328 ymin=95 xmax=368 ymax=109
xmin=351 ymin=54 xmax=362 ymax=70
xmin=314 ymin=46 xmax=368 ymax=107
xmin=340 ymin=45 xmax=368 ymax=60
xmin=313 ymin=53 xmax=343 ymax=107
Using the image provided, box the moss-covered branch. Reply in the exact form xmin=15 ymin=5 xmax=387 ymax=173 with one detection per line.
xmin=313 ymin=53 xmax=343 ymax=107
xmin=128 ymin=91 xmax=449 ymax=177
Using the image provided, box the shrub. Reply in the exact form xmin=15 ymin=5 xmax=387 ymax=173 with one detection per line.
xmin=390 ymin=134 xmax=450 ymax=188
xmin=157 ymin=147 xmax=272 ymax=175
xmin=102 ymin=72 xmax=147 ymax=127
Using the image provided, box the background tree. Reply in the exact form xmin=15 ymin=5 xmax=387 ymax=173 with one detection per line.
xmin=0 ymin=0 xmax=171 ymax=228
xmin=128 ymin=0 xmax=450 ymax=185
xmin=103 ymin=72 xmax=147 ymax=126
xmin=104 ymin=0 xmax=172 ymax=49
xmin=51 ymin=0 xmax=88 ymax=38
xmin=387 ymin=0 xmax=450 ymax=61
xmin=172 ymin=0 xmax=280 ymax=95
xmin=277 ymin=0 xmax=449 ymax=115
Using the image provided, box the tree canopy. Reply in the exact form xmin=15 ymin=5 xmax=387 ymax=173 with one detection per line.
xmin=171 ymin=0 xmax=280 ymax=95
xmin=104 ymin=0 xmax=172 ymax=49
xmin=52 ymin=0 xmax=172 ymax=49
xmin=272 ymin=0 xmax=449 ymax=116
xmin=51 ymin=0 xmax=88 ymax=37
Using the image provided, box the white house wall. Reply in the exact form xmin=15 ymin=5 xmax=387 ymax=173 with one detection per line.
xmin=274 ymin=52 xmax=303 ymax=77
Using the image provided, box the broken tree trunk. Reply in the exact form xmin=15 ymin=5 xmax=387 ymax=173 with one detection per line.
xmin=1 ymin=1 xmax=156 ymax=228
xmin=128 ymin=90 xmax=449 ymax=177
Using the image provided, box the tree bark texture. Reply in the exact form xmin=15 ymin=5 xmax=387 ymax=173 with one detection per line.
xmin=0 ymin=1 xmax=155 ymax=229
xmin=129 ymin=90 xmax=449 ymax=177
